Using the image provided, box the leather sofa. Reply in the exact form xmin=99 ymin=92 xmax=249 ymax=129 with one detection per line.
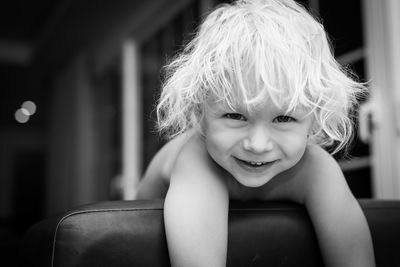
xmin=19 ymin=199 xmax=400 ymax=267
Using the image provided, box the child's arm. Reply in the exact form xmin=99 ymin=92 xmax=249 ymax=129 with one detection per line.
xmin=135 ymin=131 xmax=193 ymax=199
xmin=164 ymin=134 xmax=229 ymax=267
xmin=300 ymin=146 xmax=375 ymax=267
xmin=134 ymin=147 xmax=169 ymax=199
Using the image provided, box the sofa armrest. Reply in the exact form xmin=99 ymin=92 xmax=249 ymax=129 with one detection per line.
xmin=19 ymin=199 xmax=400 ymax=267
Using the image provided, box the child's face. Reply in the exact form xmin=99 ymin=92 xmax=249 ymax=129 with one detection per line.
xmin=202 ymin=99 xmax=313 ymax=188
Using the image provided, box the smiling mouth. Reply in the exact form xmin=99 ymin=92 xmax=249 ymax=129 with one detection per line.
xmin=234 ymin=157 xmax=277 ymax=170
xmin=242 ymin=160 xmax=269 ymax=167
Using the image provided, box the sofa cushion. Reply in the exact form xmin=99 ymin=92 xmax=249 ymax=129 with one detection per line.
xmin=19 ymin=199 xmax=400 ymax=267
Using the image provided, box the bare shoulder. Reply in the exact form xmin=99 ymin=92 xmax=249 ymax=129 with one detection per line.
xmin=170 ymin=131 xmax=229 ymax=195
xmin=135 ymin=130 xmax=195 ymax=199
xmin=154 ymin=129 xmax=197 ymax=183
xmin=173 ymin=132 xmax=224 ymax=176
xmin=267 ymin=144 xmax=349 ymax=203
xmin=298 ymin=144 xmax=353 ymax=204
xmin=301 ymin=144 xmax=342 ymax=174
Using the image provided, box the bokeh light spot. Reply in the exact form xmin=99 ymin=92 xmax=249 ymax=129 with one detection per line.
xmin=21 ymin=108 xmax=30 ymax=116
xmin=22 ymin=100 xmax=37 ymax=115
xmin=15 ymin=108 xmax=30 ymax=123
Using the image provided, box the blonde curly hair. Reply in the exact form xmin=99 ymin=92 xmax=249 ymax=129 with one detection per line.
xmin=157 ymin=0 xmax=367 ymax=154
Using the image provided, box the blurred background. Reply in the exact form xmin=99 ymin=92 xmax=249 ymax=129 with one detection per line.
xmin=1 ymin=0 xmax=400 ymax=265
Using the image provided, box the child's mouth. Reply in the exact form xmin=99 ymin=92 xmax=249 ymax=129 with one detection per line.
xmin=234 ymin=157 xmax=277 ymax=172
xmin=243 ymin=160 xmax=268 ymax=167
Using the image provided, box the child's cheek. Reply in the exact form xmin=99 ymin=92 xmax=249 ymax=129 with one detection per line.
xmin=279 ymin=132 xmax=309 ymax=159
xmin=205 ymin=124 xmax=242 ymax=154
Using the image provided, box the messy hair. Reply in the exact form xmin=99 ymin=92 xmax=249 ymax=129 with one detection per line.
xmin=156 ymin=0 xmax=367 ymax=155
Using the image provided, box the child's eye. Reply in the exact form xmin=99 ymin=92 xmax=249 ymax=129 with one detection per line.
xmin=224 ymin=113 xmax=246 ymax=121
xmin=273 ymin=115 xmax=296 ymax=123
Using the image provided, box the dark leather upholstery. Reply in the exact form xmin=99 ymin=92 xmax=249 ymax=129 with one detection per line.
xmin=19 ymin=199 xmax=400 ymax=267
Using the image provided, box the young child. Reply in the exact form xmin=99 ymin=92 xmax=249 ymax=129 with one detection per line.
xmin=135 ymin=0 xmax=376 ymax=266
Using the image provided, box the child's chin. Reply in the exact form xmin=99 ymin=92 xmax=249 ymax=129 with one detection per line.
xmin=235 ymin=176 xmax=272 ymax=188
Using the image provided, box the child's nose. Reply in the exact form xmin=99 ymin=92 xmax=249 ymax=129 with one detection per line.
xmin=242 ymin=126 xmax=274 ymax=154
